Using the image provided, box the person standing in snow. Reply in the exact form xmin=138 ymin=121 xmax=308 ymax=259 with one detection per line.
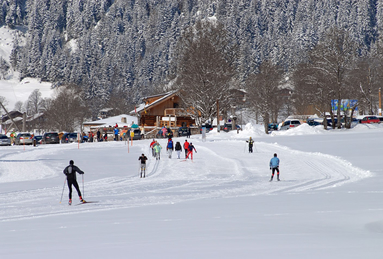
xmin=114 ymin=127 xmax=119 ymax=141
xmin=138 ymin=154 xmax=148 ymax=178
xmin=246 ymin=137 xmax=254 ymax=153
xmin=175 ymin=141 xmax=182 ymax=159
xmin=161 ymin=127 xmax=167 ymax=138
xmin=186 ymin=142 xmax=197 ymax=160
xmin=183 ymin=140 xmax=189 ymax=159
xmin=96 ymin=129 xmax=101 ymax=142
xmin=154 ymin=141 xmax=162 ymax=160
xmin=269 ymin=153 xmax=280 ymax=181
xmin=167 ymin=138 xmax=174 ymax=158
xmin=150 ymin=139 xmax=156 ymax=157
xmin=10 ymin=130 xmax=16 ymax=145
xmin=63 ymin=160 xmax=85 ymax=205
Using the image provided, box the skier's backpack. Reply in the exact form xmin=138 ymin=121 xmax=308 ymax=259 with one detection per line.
xmin=167 ymin=140 xmax=173 ymax=148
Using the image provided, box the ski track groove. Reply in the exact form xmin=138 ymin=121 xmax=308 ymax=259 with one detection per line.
xmin=0 ymin=141 xmax=367 ymax=221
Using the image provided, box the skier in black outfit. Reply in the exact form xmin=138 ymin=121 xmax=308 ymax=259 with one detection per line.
xmin=175 ymin=141 xmax=182 ymax=159
xmin=138 ymin=154 xmax=148 ymax=178
xmin=246 ymin=137 xmax=254 ymax=153
xmin=63 ymin=160 xmax=85 ymax=205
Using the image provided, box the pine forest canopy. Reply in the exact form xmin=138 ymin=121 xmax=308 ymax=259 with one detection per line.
xmin=2 ymin=0 xmax=383 ymax=110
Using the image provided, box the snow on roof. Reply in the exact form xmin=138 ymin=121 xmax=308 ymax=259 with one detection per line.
xmin=83 ymin=114 xmax=138 ymax=127
xmin=131 ymin=90 xmax=178 ymax=114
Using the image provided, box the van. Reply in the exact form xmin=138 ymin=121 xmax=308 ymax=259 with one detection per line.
xmin=280 ymin=119 xmax=301 ymax=130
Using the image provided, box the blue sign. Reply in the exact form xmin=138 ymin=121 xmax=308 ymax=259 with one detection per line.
xmin=331 ymin=99 xmax=358 ymax=112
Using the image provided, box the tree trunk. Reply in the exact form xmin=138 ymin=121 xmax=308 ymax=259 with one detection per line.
xmin=336 ymin=98 xmax=342 ymax=129
xmin=263 ymin=113 xmax=269 ymax=134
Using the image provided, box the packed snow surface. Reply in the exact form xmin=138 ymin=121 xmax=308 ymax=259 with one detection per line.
xmin=1 ymin=123 xmax=383 ymax=258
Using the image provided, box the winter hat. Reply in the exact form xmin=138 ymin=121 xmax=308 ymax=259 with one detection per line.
xmin=69 ymin=160 xmax=74 ymax=165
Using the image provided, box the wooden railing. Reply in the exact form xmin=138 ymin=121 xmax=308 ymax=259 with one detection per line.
xmin=164 ymin=108 xmax=186 ymax=116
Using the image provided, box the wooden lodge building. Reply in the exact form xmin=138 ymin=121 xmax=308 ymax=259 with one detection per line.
xmin=131 ymin=90 xmax=196 ymax=133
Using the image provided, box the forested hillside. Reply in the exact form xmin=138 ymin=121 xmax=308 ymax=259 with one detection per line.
xmin=1 ymin=0 xmax=382 ymax=109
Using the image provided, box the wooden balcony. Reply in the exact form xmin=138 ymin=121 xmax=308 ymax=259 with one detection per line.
xmin=164 ymin=108 xmax=187 ymax=116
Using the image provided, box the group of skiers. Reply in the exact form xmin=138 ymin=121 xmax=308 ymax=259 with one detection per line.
xmin=62 ymin=136 xmax=280 ymax=205
xmin=149 ymin=138 xmax=197 ymax=160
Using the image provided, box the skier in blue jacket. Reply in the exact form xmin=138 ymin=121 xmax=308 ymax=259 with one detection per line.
xmin=167 ymin=138 xmax=174 ymax=158
xmin=269 ymin=153 xmax=280 ymax=181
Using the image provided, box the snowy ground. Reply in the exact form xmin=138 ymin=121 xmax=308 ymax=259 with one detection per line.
xmin=0 ymin=77 xmax=53 ymax=112
xmin=1 ymin=123 xmax=383 ymax=258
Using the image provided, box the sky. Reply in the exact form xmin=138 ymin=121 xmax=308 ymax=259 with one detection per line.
xmin=1 ymin=123 xmax=383 ymax=259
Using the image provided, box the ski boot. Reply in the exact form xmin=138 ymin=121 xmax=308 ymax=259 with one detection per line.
xmin=68 ymin=199 xmax=72 ymax=205
xmin=79 ymin=196 xmax=86 ymax=203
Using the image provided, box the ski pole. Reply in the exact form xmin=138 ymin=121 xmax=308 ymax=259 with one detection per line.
xmin=60 ymin=178 xmax=66 ymax=203
xmin=82 ymin=174 xmax=85 ymax=198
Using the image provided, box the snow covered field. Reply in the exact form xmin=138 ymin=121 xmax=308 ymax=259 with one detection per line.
xmin=1 ymin=124 xmax=383 ymax=259
xmin=0 ymin=77 xmax=53 ymax=111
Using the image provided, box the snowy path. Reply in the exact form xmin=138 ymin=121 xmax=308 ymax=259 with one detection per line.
xmin=0 ymin=138 xmax=370 ymax=222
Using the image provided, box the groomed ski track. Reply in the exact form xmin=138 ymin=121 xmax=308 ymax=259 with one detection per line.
xmin=0 ymin=138 xmax=370 ymax=222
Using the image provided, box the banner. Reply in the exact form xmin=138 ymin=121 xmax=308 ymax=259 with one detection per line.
xmin=331 ymin=99 xmax=358 ymax=112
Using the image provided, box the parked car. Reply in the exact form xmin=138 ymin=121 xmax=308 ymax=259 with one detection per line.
xmin=325 ymin=118 xmax=338 ymax=127
xmin=268 ymin=123 xmax=279 ymax=131
xmin=62 ymin=132 xmax=79 ymax=143
xmin=33 ymin=135 xmax=43 ymax=145
xmin=359 ymin=116 xmax=380 ymax=124
xmin=222 ymin=123 xmax=241 ymax=132
xmin=129 ymin=129 xmax=143 ymax=140
xmin=280 ymin=119 xmax=301 ymax=130
xmin=307 ymin=118 xmax=323 ymax=126
xmin=42 ymin=132 xmax=60 ymax=144
xmin=200 ymin=124 xmax=213 ymax=133
xmin=15 ymin=132 xmax=33 ymax=145
xmin=178 ymin=127 xmax=190 ymax=137
xmin=0 ymin=134 xmax=11 ymax=146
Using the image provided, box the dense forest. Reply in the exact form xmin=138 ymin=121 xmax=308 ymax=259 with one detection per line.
xmin=1 ymin=0 xmax=383 ymax=121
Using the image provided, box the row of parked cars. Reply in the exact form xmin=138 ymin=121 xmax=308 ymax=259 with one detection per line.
xmin=0 ymin=132 xmax=62 ymax=146
xmin=270 ymin=115 xmax=383 ymax=132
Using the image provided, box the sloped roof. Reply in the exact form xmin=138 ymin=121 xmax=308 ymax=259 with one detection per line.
xmin=130 ymin=90 xmax=178 ymax=115
xmin=83 ymin=114 xmax=138 ymax=127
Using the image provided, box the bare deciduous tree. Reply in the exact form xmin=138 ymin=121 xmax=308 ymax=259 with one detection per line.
xmin=292 ymin=27 xmax=359 ymax=129
xmin=13 ymin=101 xmax=24 ymax=112
xmin=25 ymin=89 xmax=43 ymax=116
xmin=308 ymin=27 xmax=357 ymax=128
xmin=174 ymin=19 xmax=238 ymax=126
xmin=44 ymin=84 xmax=90 ymax=132
xmin=245 ymin=60 xmax=284 ymax=134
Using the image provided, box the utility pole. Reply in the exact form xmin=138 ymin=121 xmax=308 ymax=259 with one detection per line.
xmin=23 ymin=112 xmax=26 ymax=132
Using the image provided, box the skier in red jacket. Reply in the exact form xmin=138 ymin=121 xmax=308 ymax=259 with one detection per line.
xmin=186 ymin=143 xmax=197 ymax=160
xmin=183 ymin=140 xmax=189 ymax=159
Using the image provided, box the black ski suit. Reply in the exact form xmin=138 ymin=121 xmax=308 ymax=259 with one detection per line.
xmin=246 ymin=139 xmax=254 ymax=153
xmin=63 ymin=165 xmax=84 ymax=199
